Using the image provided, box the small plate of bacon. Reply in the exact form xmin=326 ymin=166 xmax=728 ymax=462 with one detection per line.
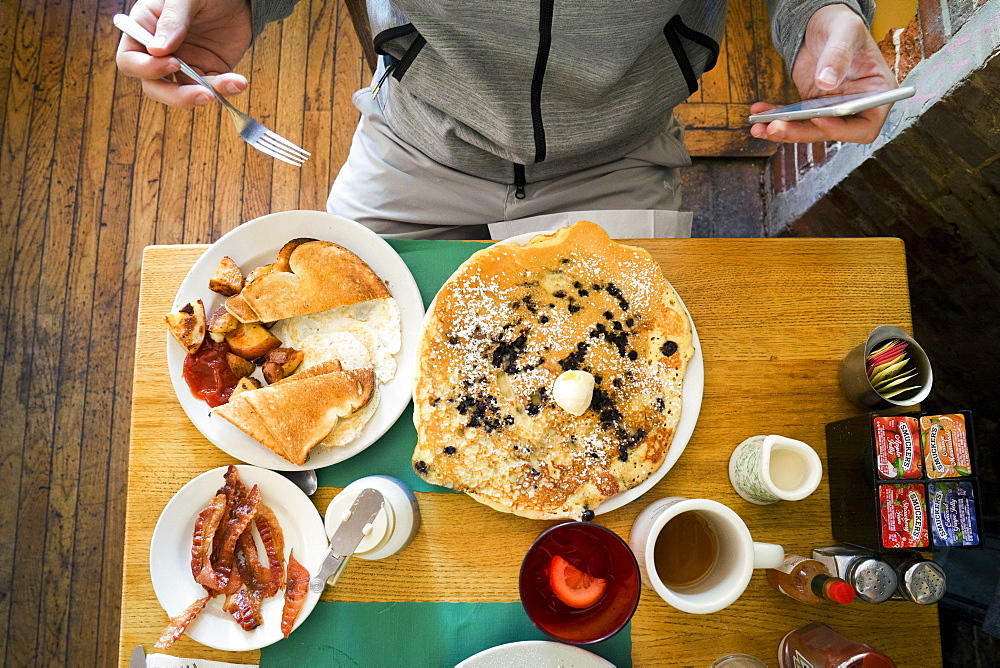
xmin=149 ymin=465 xmax=326 ymax=651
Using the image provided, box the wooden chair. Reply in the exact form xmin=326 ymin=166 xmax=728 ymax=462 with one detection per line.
xmin=345 ymin=0 xmax=378 ymax=72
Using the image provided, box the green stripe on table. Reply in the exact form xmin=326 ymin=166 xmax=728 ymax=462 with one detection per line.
xmin=261 ymin=601 xmax=631 ymax=667
xmin=318 ymin=239 xmax=489 ymax=493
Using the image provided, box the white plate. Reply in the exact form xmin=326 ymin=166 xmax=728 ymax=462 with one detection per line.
xmin=457 ymin=640 xmax=614 ymax=668
xmin=167 ymin=211 xmax=424 ymax=471
xmin=426 ymin=231 xmax=703 ymax=516
xmin=149 ymin=465 xmax=326 ymax=651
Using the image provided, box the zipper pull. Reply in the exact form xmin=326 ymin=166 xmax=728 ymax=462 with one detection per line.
xmin=513 ymin=164 xmax=527 ymax=200
xmin=372 ymin=60 xmax=398 ymax=99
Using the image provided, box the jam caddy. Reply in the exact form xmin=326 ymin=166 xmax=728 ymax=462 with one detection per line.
xmin=825 ymin=410 xmax=981 ymax=552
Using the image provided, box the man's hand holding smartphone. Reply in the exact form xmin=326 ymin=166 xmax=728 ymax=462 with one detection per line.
xmin=748 ymin=87 xmax=914 ymax=123
xmin=750 ymin=4 xmax=900 ymax=145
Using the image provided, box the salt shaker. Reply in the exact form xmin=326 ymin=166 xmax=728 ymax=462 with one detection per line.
xmin=812 ymin=547 xmax=897 ymax=604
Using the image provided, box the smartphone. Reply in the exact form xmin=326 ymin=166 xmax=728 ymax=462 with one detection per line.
xmin=748 ymin=86 xmax=915 ymax=123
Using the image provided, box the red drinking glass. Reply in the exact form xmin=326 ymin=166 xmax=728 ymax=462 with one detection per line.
xmin=519 ymin=522 xmax=640 ymax=644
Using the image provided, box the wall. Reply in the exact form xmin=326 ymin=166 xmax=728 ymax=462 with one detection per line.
xmin=768 ymin=0 xmax=997 ymax=197
xmin=871 ymin=0 xmax=919 ymax=43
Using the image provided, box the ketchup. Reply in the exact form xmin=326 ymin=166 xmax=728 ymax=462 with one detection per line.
xmin=183 ymin=338 xmax=241 ymax=407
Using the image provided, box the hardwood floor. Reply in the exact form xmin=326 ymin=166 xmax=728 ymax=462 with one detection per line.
xmin=0 ymin=1 xmax=784 ymax=664
xmin=0 ymin=0 xmax=366 ymax=664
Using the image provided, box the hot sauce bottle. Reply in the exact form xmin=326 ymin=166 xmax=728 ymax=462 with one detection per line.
xmin=766 ymin=555 xmax=856 ymax=605
xmin=779 ymin=622 xmax=896 ymax=668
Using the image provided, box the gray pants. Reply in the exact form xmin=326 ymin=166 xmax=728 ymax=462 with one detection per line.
xmin=327 ymin=88 xmax=692 ymax=240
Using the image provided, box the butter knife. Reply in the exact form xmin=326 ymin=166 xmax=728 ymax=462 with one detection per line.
xmin=309 ymin=488 xmax=384 ymax=593
xmin=129 ymin=645 xmax=146 ymax=668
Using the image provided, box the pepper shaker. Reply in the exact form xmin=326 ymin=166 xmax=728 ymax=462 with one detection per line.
xmin=885 ymin=552 xmax=947 ymax=604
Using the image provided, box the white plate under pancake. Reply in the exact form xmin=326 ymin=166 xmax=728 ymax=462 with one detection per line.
xmin=416 ymin=230 xmax=703 ymax=516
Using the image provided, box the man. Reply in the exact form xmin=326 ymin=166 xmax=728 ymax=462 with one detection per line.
xmin=117 ymin=0 xmax=896 ymax=238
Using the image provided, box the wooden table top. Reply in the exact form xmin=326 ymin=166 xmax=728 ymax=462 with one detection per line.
xmin=120 ymin=238 xmax=940 ymax=667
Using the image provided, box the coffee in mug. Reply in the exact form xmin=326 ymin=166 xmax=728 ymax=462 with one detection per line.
xmin=654 ymin=510 xmax=718 ymax=588
xmin=629 ymin=497 xmax=784 ymax=614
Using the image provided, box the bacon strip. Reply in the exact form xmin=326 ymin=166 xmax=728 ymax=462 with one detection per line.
xmin=153 ymin=596 xmax=210 ymax=650
xmin=223 ymin=588 xmax=264 ymax=631
xmin=197 ymin=484 xmax=261 ymax=592
xmin=254 ymin=501 xmax=286 ymax=595
xmin=281 ymin=551 xmax=310 ymax=638
xmin=222 ymin=531 xmax=271 ymax=629
xmin=190 ymin=493 xmax=227 ymax=584
xmin=212 ymin=466 xmax=250 ymax=560
xmin=236 ymin=529 xmax=272 ymax=588
xmin=222 ymin=464 xmax=250 ymax=503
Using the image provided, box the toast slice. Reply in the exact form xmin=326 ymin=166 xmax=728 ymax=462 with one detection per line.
xmin=214 ymin=364 xmax=375 ymax=465
xmin=230 ymin=241 xmax=390 ymax=323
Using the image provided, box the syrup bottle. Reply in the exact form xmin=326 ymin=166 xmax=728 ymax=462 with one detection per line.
xmin=766 ymin=555 xmax=856 ymax=604
xmin=778 ymin=622 xmax=896 ymax=667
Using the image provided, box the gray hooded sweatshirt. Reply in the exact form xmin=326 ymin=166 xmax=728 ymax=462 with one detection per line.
xmin=252 ymin=0 xmax=873 ymax=187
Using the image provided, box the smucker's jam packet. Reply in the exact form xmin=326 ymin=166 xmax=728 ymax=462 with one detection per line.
xmin=873 ymin=416 xmax=922 ymax=479
xmin=921 ymin=414 xmax=972 ymax=478
xmin=880 ymin=483 xmax=929 ymax=549
xmin=929 ymin=481 xmax=980 ymax=547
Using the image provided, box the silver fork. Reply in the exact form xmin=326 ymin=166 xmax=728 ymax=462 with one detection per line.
xmin=114 ymin=13 xmax=310 ymax=167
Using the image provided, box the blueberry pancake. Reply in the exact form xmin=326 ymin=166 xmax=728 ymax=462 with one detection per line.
xmin=412 ymin=221 xmax=693 ymax=520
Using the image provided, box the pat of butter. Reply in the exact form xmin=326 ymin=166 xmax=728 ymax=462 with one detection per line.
xmin=553 ymin=370 xmax=595 ymax=416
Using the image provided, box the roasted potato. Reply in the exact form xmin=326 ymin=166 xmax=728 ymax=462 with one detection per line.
xmin=208 ymin=256 xmax=245 ymax=296
xmin=245 ymin=263 xmax=275 ymax=284
xmin=165 ymin=300 xmax=206 ymax=354
xmin=226 ymin=352 xmax=256 ymax=379
xmin=225 ymin=322 xmax=282 ymax=360
xmin=207 ymin=305 xmax=239 ymax=342
xmin=230 ymin=376 xmax=262 ymax=400
xmin=262 ymin=347 xmax=305 ymax=384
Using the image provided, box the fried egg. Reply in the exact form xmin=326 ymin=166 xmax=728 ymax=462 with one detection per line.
xmin=278 ymin=298 xmax=401 ymax=353
xmin=324 ymin=391 xmax=380 ymax=447
xmin=270 ymin=298 xmax=400 ymax=383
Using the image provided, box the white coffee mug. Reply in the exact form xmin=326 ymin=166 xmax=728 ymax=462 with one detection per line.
xmin=628 ymin=497 xmax=784 ymax=614
xmin=728 ymin=434 xmax=823 ymax=505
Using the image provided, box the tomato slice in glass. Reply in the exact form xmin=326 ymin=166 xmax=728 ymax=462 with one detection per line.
xmin=548 ymin=555 xmax=607 ymax=609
